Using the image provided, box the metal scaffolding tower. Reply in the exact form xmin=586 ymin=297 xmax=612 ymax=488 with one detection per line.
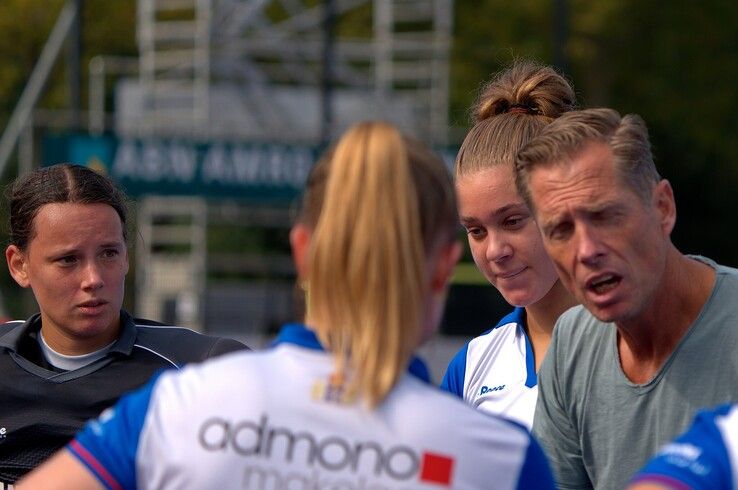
xmin=132 ymin=0 xmax=453 ymax=143
xmin=131 ymin=0 xmax=453 ymax=332
xmin=137 ymin=0 xmax=211 ymax=136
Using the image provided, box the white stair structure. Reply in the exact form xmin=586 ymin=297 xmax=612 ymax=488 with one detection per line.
xmin=130 ymin=0 xmax=453 ymax=331
xmin=136 ymin=196 xmax=208 ymax=329
xmin=125 ymin=0 xmax=452 ymax=143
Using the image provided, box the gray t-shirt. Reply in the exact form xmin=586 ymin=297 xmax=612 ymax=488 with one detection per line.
xmin=533 ymin=257 xmax=738 ymax=489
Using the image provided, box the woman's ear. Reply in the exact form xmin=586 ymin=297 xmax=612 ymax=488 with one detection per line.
xmin=289 ymin=223 xmax=312 ymax=282
xmin=6 ymin=245 xmax=30 ymax=288
xmin=431 ymin=241 xmax=463 ymax=293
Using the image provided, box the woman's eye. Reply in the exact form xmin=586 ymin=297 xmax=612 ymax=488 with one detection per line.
xmin=504 ymin=216 xmax=526 ymax=229
xmin=466 ymin=227 xmax=485 ymax=239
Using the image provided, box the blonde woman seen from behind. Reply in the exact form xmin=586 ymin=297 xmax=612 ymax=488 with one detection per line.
xmin=18 ymin=122 xmax=554 ymax=489
xmin=441 ymin=62 xmax=577 ymax=429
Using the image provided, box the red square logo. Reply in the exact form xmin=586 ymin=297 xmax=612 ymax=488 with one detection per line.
xmin=419 ymin=452 xmax=455 ymax=486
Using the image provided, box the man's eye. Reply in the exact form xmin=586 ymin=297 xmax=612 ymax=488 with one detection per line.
xmin=549 ymin=223 xmax=573 ymax=241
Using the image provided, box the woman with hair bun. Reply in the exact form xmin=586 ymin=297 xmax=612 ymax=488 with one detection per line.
xmin=441 ymin=61 xmax=578 ymax=429
xmin=19 ymin=122 xmax=554 ymax=489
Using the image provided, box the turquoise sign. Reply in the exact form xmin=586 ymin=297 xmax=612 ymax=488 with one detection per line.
xmin=43 ymin=133 xmax=457 ymax=203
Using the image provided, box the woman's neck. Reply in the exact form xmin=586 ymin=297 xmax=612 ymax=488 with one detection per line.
xmin=524 ymin=279 xmax=577 ymax=371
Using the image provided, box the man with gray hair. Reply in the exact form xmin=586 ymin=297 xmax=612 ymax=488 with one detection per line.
xmin=515 ymin=108 xmax=738 ymax=489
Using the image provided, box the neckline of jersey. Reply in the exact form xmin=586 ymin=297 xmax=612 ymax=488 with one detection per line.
xmin=273 ymin=323 xmax=431 ymax=384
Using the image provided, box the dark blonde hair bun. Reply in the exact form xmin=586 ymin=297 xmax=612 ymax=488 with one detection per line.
xmin=473 ymin=61 xmax=575 ymax=123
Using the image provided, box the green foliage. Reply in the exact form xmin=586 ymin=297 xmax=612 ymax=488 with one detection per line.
xmin=451 ymin=0 xmax=553 ymax=128
xmin=0 ymin=1 xmax=65 ymax=114
xmin=451 ymin=0 xmax=738 ymax=266
xmin=576 ymin=0 xmax=738 ymax=265
xmin=0 ymin=0 xmax=136 ymax=117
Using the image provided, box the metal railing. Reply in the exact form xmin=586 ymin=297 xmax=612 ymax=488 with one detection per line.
xmin=0 ymin=1 xmax=78 ymax=177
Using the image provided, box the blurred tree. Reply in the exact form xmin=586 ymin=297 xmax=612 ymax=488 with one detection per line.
xmin=0 ymin=0 xmax=136 ymax=118
xmin=0 ymin=0 xmax=66 ymax=115
xmin=451 ymin=0 xmax=553 ymax=129
xmin=451 ymin=0 xmax=738 ymax=266
xmin=580 ymin=0 xmax=738 ymax=265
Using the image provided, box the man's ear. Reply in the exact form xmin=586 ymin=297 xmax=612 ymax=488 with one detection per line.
xmin=431 ymin=241 xmax=463 ymax=293
xmin=289 ymin=223 xmax=312 ymax=282
xmin=6 ymin=245 xmax=30 ymax=288
xmin=653 ymin=179 xmax=676 ymax=236
xmin=123 ymin=248 xmax=130 ymax=275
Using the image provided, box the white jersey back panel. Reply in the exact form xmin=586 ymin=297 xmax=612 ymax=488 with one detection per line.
xmin=69 ymin=324 xmax=553 ymax=489
xmin=441 ymin=308 xmax=538 ymax=428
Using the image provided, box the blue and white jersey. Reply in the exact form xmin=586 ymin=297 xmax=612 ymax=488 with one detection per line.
xmin=631 ymin=403 xmax=738 ymax=489
xmin=66 ymin=324 xmax=554 ymax=490
xmin=440 ymin=308 xmax=537 ymax=429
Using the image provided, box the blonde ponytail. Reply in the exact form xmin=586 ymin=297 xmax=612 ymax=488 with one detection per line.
xmin=306 ymin=122 xmax=455 ymax=407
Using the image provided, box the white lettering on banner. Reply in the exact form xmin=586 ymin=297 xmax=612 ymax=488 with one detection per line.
xmin=112 ymin=139 xmax=139 ymax=179
xmin=231 ymin=147 xmax=262 ymax=183
xmin=292 ymin=149 xmax=313 ymax=187
xmin=201 ymin=144 xmax=229 ymax=184
xmin=202 ymin=144 xmax=312 ymax=187
xmin=113 ymin=138 xmax=314 ymax=188
xmin=268 ymin=150 xmax=283 ymax=183
xmin=113 ymin=139 xmax=197 ymax=184
xmin=168 ymin=144 xmax=198 ymax=181
xmin=142 ymin=143 xmax=167 ymax=181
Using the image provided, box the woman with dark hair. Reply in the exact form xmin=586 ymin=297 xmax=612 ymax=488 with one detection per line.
xmin=0 ymin=164 xmax=246 ymax=486
xmin=18 ymin=124 xmax=554 ymax=489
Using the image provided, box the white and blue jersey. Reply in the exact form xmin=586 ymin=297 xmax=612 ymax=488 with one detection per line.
xmin=441 ymin=308 xmax=538 ymax=429
xmin=66 ymin=323 xmax=554 ymax=489
xmin=630 ymin=403 xmax=738 ymax=490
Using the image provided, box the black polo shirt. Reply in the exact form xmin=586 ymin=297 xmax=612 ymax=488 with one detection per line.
xmin=0 ymin=311 xmax=247 ymax=485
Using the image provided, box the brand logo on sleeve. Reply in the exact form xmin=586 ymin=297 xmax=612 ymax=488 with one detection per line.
xmin=658 ymin=443 xmax=701 ymax=460
xmin=198 ymin=414 xmax=455 ymax=486
xmin=0 ymin=427 xmax=6 ymax=439
xmin=479 ymin=384 xmax=505 ymax=395
xmin=656 ymin=443 xmax=709 ymax=476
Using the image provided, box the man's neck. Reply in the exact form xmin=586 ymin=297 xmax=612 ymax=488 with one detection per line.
xmin=616 ymin=251 xmax=716 ymax=384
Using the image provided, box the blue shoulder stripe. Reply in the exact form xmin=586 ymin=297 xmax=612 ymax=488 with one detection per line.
xmin=68 ymin=370 xmax=167 ymax=489
xmin=494 ymin=307 xmax=525 ymax=329
xmin=439 ymin=343 xmax=469 ymax=397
